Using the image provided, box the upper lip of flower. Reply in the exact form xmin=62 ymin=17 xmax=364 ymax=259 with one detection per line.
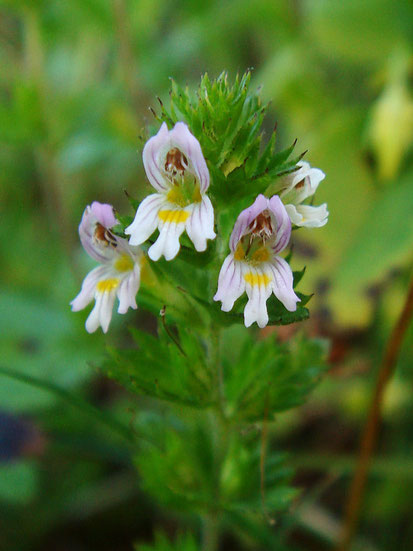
xmin=281 ymin=160 xmax=325 ymax=203
xmin=79 ymin=201 xmax=141 ymax=270
xmin=230 ymin=194 xmax=292 ymax=257
xmin=143 ymin=121 xmax=210 ymax=195
xmin=279 ymin=161 xmax=328 ymax=228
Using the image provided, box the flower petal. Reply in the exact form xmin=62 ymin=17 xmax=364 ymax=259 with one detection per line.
xmin=169 ymin=122 xmax=210 ymax=192
xmin=214 ymin=254 xmax=245 ymax=312
xmin=148 ymin=209 xmax=189 ymax=261
xmin=269 ymin=257 xmax=300 ymax=312
xmin=125 ymin=193 xmax=167 ymax=246
xmin=284 ymin=204 xmax=302 ymax=226
xmin=243 ymin=265 xmax=273 ymax=328
xmin=229 ymin=194 xmax=268 ymax=252
xmin=281 ymin=160 xmax=325 ymax=204
xmin=286 ymin=203 xmax=329 ymax=228
xmin=185 ymin=195 xmax=216 ymax=252
xmin=117 ymin=264 xmax=141 ymax=314
xmin=142 ymin=122 xmax=171 ymax=192
xmin=268 ymin=195 xmax=292 ymax=254
xmin=70 ymin=265 xmax=110 ymax=312
xmin=78 ymin=203 xmax=118 ymax=263
xmin=143 ymin=122 xmax=210 ymax=194
xmin=90 ymin=201 xmax=117 ymax=228
xmin=85 ymin=287 xmax=117 ymax=334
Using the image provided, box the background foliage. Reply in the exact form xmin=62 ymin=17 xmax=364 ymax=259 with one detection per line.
xmin=1 ymin=1 xmax=412 ymax=550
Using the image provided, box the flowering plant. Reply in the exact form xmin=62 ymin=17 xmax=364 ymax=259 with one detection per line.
xmin=71 ymin=73 xmax=328 ymax=550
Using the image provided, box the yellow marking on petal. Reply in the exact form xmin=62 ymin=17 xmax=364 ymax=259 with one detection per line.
xmin=158 ymin=209 xmax=190 ymax=224
xmin=114 ymin=254 xmax=134 ymax=272
xmin=234 ymin=243 xmax=245 ymax=261
xmin=166 ymin=186 xmax=186 ymax=206
xmin=251 ymin=246 xmax=270 ymax=263
xmin=244 ymin=272 xmax=272 ymax=287
xmin=166 ymin=185 xmax=202 ymax=206
xmin=96 ymin=278 xmax=119 ymax=293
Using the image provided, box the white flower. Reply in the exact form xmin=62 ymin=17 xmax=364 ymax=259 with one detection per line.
xmin=125 ymin=122 xmax=216 ymax=261
xmin=281 ymin=160 xmax=328 ymax=228
xmin=71 ymin=202 xmax=142 ymax=333
xmin=214 ymin=194 xmax=300 ymax=328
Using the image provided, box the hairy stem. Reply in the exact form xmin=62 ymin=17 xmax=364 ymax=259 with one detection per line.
xmin=337 ymin=272 xmax=413 ymax=551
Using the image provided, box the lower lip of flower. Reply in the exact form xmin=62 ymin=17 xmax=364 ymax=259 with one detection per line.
xmin=244 ymin=272 xmax=272 ymax=287
xmin=96 ymin=278 xmax=119 ymax=293
xmin=158 ymin=209 xmax=190 ymax=224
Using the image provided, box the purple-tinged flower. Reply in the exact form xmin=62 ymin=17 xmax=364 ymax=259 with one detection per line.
xmin=125 ymin=122 xmax=216 ymax=261
xmin=214 ymin=194 xmax=300 ymax=328
xmin=71 ymin=202 xmax=142 ymax=333
xmin=281 ymin=160 xmax=328 ymax=228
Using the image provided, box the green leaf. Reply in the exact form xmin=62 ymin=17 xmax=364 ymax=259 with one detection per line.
xmin=135 ymin=412 xmax=294 ymax=517
xmin=330 ymin=172 xmax=413 ymax=324
xmin=221 ymin=329 xmax=328 ymax=422
xmin=135 ymin=412 xmax=217 ymax=511
xmin=104 ymin=324 xmax=213 ymax=409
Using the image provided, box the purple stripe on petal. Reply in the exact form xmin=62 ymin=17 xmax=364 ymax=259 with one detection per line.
xmin=229 ymin=194 xmax=268 ymax=252
xmin=214 ymin=255 xmax=246 ymax=312
xmin=142 ymin=123 xmax=171 ymax=192
xmin=169 ymin=122 xmax=210 ymax=192
xmin=79 ymin=204 xmax=116 ymax=263
xmin=269 ymin=257 xmax=300 ymax=312
xmin=268 ymin=195 xmax=291 ymax=254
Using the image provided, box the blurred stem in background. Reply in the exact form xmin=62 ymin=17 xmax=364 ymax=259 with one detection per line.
xmin=337 ymin=272 xmax=413 ymax=551
xmin=112 ymin=0 xmax=145 ymax=118
xmin=23 ymin=6 xmax=79 ymax=280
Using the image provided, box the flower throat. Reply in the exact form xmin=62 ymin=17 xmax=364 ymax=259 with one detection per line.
xmin=164 ymin=148 xmax=202 ymax=207
xmin=234 ymin=211 xmax=275 ymax=264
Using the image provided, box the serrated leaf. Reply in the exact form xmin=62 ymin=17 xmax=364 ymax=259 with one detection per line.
xmin=104 ymin=324 xmax=212 ymax=409
xmin=221 ymin=330 xmax=328 ymax=422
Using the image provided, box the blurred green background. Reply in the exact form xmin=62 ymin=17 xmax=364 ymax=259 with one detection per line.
xmin=0 ymin=1 xmax=412 ymax=550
